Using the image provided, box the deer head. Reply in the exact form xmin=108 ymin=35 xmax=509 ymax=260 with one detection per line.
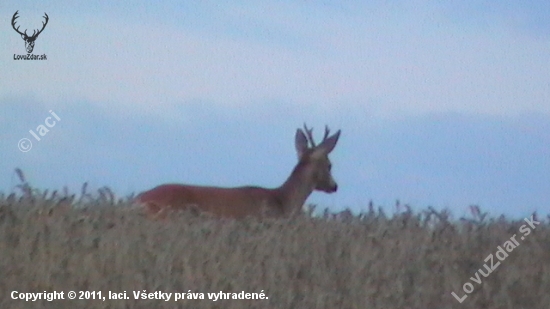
xmin=12 ymin=11 xmax=49 ymax=54
xmin=295 ymin=124 xmax=341 ymax=193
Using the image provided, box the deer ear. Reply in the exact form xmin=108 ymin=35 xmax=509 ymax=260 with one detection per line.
xmin=295 ymin=129 xmax=309 ymax=158
xmin=318 ymin=130 xmax=341 ymax=154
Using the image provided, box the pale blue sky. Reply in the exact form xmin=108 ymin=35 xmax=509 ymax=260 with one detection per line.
xmin=1 ymin=1 xmax=549 ymax=218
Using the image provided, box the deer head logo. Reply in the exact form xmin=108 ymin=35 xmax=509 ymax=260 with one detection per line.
xmin=11 ymin=11 xmax=49 ymax=54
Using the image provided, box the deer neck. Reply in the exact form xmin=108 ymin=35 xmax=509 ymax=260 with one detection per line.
xmin=276 ymin=160 xmax=315 ymax=215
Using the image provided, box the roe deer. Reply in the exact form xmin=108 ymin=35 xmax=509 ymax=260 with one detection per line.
xmin=137 ymin=124 xmax=341 ymax=219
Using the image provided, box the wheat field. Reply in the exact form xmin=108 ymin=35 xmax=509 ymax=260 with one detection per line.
xmin=1 ymin=180 xmax=549 ymax=309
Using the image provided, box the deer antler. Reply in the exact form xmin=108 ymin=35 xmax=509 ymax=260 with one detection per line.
xmin=303 ymin=123 xmax=316 ymax=148
xmin=11 ymin=11 xmax=25 ymax=36
xmin=303 ymin=124 xmax=331 ymax=148
xmin=322 ymin=125 xmax=330 ymax=143
xmin=11 ymin=11 xmax=49 ymax=39
xmin=32 ymin=13 xmax=49 ymax=38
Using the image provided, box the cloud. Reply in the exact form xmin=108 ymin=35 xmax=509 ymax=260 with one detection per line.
xmin=1 ymin=1 xmax=549 ymax=120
